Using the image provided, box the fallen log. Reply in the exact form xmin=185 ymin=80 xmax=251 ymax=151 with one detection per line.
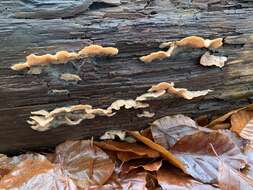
xmin=0 ymin=0 xmax=253 ymax=153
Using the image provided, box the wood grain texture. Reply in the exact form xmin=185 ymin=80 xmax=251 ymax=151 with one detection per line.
xmin=1 ymin=0 xmax=253 ymax=153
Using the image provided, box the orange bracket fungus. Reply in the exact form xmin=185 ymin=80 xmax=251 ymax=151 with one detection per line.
xmin=28 ymin=99 xmax=149 ymax=131
xmin=148 ymin=82 xmax=212 ymax=100
xmin=11 ymin=45 xmax=119 ymax=71
xmin=160 ymin=36 xmax=223 ymax=49
xmin=140 ymin=43 xmax=176 ymax=63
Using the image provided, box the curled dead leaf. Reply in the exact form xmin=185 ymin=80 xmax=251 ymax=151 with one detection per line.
xmin=207 ymin=103 xmax=253 ymax=128
xmin=151 ymin=115 xmax=247 ymax=183
xmin=200 ymin=51 xmax=227 ymax=68
xmin=54 ymin=140 xmax=115 ymax=189
xmin=95 ymin=140 xmax=160 ymax=158
xmin=230 ymin=110 xmax=253 ymax=141
xmin=121 ymin=159 xmax=163 ymax=174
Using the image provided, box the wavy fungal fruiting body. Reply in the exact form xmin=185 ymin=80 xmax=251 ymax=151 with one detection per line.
xmin=28 ymin=99 xmax=149 ymax=131
xmin=175 ymin=36 xmax=223 ymax=49
xmin=140 ymin=44 xmax=176 ymax=63
xmin=11 ymin=45 xmax=119 ymax=71
xmin=149 ymin=82 xmax=212 ymax=100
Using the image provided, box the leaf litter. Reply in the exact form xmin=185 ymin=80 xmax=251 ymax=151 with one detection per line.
xmin=3 ymin=104 xmax=253 ymax=189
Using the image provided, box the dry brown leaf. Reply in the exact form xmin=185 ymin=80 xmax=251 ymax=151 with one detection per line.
xmin=137 ymin=111 xmax=155 ymax=118
xmin=128 ymin=131 xmax=186 ymax=172
xmin=92 ymin=170 xmax=152 ymax=190
xmin=117 ymin=152 xmax=146 ymax=162
xmin=151 ymin=115 xmax=247 ymax=183
xmin=172 ymin=131 xmax=246 ymax=183
xmin=60 ymin=73 xmax=81 ymax=81
xmin=121 ymin=159 xmax=163 ymax=174
xmin=212 ymin=123 xmax=231 ymax=130
xmin=219 ymin=161 xmax=253 ymax=190
xmin=195 ymin=114 xmax=209 ymax=126
xmin=151 ymin=114 xmax=198 ymax=149
xmin=0 ymin=154 xmax=47 ymax=179
xmin=0 ymin=159 xmax=77 ymax=190
xmin=200 ymin=51 xmax=227 ymax=68
xmin=95 ymin=140 xmax=160 ymax=158
xmin=11 ymin=45 xmax=118 ymax=71
xmin=230 ymin=110 xmax=253 ymax=140
xmin=148 ymin=82 xmax=212 ymax=100
xmin=207 ymin=109 xmax=246 ymax=129
xmin=157 ymin=167 xmax=218 ymax=190
xmin=54 ymin=140 xmax=115 ymax=189
xmin=207 ymin=103 xmax=253 ymax=128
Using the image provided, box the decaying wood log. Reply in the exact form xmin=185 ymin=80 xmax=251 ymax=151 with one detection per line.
xmin=1 ymin=0 xmax=253 ymax=153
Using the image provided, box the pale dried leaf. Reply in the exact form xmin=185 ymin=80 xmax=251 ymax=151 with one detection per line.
xmin=54 ymin=140 xmax=115 ymax=189
xmin=151 ymin=115 xmax=198 ymax=149
xmin=200 ymin=52 xmax=227 ymax=68
xmin=151 ymin=115 xmax=247 ymax=183
xmin=157 ymin=167 xmax=218 ymax=190
xmin=0 ymin=159 xmax=77 ymax=190
xmin=219 ymin=161 xmax=253 ymax=190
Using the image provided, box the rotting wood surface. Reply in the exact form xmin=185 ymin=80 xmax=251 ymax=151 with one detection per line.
xmin=1 ymin=0 xmax=253 ymax=153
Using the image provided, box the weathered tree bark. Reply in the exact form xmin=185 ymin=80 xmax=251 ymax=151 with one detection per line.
xmin=1 ymin=0 xmax=253 ymax=154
